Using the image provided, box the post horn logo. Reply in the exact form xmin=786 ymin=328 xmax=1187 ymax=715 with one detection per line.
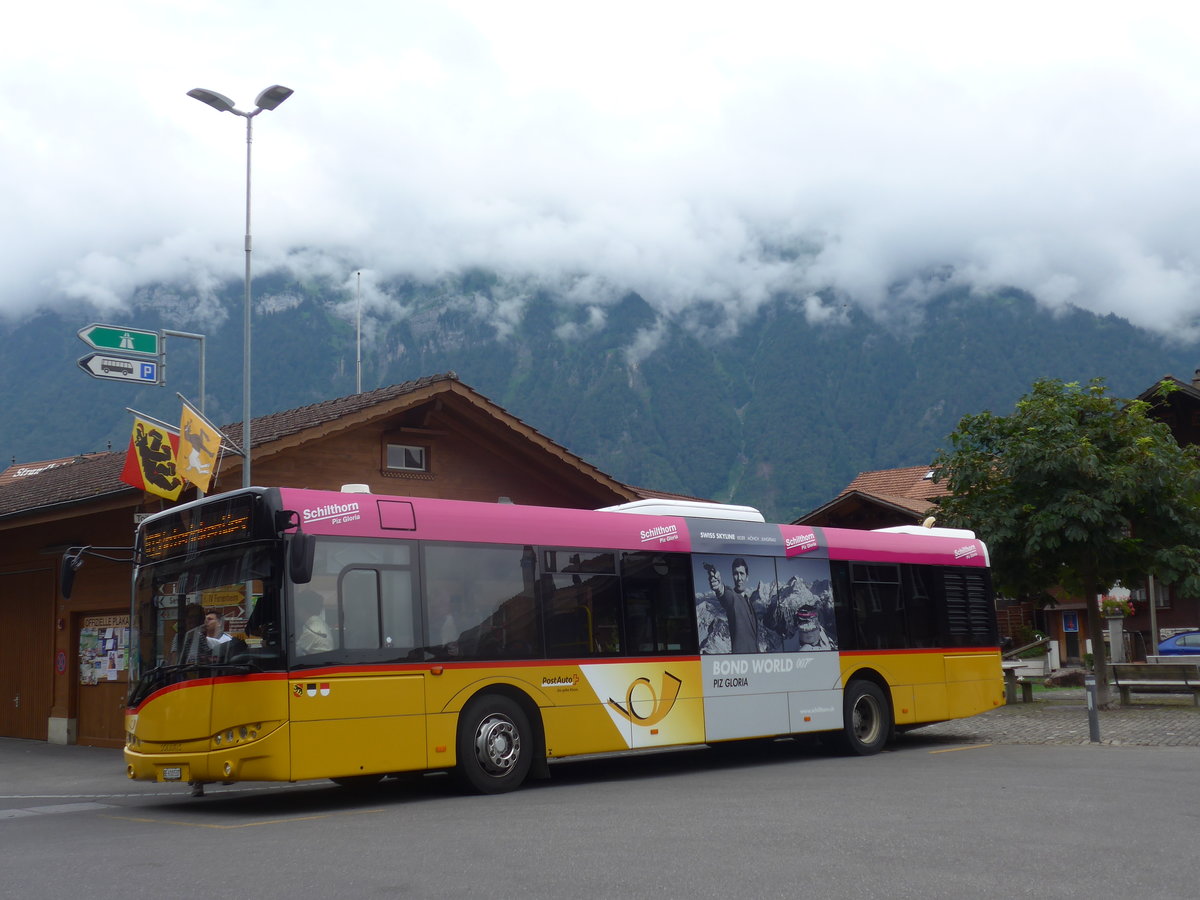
xmin=607 ymin=671 xmax=683 ymax=727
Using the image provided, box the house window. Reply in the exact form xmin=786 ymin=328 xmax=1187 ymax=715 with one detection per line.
xmin=1153 ymin=582 xmax=1171 ymax=609
xmin=1131 ymin=582 xmax=1171 ymax=609
xmin=385 ymin=443 xmax=428 ymax=473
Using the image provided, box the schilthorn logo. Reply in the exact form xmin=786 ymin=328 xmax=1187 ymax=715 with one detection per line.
xmin=303 ymin=501 xmax=362 ymax=523
xmin=954 ymin=545 xmax=978 ymax=559
xmin=786 ymin=532 xmax=818 ymax=552
xmin=640 ymin=523 xmax=679 ymax=544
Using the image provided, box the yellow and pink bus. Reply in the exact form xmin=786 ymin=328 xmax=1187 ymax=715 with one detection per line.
xmin=120 ymin=487 xmax=1002 ymax=793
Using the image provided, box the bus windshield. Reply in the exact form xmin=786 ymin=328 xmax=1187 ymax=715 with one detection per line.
xmin=130 ymin=542 xmax=283 ymax=705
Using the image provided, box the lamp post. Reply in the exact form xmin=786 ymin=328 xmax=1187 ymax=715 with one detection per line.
xmin=187 ymin=84 xmax=293 ymax=488
xmin=355 ymin=270 xmax=362 ymax=394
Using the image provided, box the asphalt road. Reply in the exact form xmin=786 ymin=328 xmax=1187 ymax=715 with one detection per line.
xmin=2 ymin=730 xmax=1195 ymax=899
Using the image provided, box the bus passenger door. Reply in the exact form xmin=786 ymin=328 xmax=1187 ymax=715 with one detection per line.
xmin=289 ymin=672 xmax=426 ymax=781
xmin=288 ymin=563 xmax=427 ymax=781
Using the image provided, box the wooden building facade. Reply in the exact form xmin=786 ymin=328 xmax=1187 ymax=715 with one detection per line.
xmin=0 ymin=373 xmax=660 ymax=747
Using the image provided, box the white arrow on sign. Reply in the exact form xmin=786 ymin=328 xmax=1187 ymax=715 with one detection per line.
xmin=78 ymin=353 xmax=161 ymax=384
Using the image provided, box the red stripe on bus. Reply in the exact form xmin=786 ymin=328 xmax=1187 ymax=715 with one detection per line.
xmin=130 ymin=655 xmax=710 ymax=710
xmin=840 ymin=647 xmax=1000 ymax=657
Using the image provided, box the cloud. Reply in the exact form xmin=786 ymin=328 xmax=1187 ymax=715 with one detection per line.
xmin=624 ymin=318 xmax=669 ymax=368
xmin=3 ymin=1 xmax=1200 ymax=341
xmin=554 ymin=305 xmax=607 ymax=342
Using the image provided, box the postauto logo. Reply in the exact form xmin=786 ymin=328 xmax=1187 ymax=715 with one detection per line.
xmin=606 ymin=671 xmax=683 ymax=727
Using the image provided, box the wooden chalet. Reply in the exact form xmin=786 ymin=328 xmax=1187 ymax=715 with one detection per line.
xmin=0 ymin=373 xmax=675 ymax=747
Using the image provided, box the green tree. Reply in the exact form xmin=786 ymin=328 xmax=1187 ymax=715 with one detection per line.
xmin=931 ymin=378 xmax=1200 ymax=704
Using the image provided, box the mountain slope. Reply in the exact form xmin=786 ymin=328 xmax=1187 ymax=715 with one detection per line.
xmin=1 ymin=276 xmax=1194 ymax=522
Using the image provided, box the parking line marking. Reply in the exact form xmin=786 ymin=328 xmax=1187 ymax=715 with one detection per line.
xmin=930 ymin=743 xmax=992 ymax=754
xmin=1 ymin=801 xmax=113 ymax=819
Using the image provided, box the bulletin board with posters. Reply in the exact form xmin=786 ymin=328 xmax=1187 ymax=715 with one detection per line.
xmin=77 ymin=613 xmax=132 ymax=748
xmin=78 ymin=614 xmax=130 ymax=685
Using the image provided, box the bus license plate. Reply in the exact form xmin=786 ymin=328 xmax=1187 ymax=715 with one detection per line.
xmin=162 ymin=767 xmax=182 ymax=781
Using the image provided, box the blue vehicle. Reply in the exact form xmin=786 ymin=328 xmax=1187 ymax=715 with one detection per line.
xmin=1157 ymin=631 xmax=1200 ymax=656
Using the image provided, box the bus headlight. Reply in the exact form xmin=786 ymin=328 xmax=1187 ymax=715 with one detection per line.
xmin=211 ymin=723 xmax=263 ymax=749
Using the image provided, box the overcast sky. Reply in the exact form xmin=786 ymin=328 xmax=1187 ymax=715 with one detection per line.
xmin=3 ymin=1 xmax=1200 ymax=339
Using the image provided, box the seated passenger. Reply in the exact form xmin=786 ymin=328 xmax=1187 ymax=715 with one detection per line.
xmin=296 ymin=590 xmax=334 ymax=655
xmin=427 ymin=584 xmax=462 ymax=655
xmin=171 ymin=603 xmax=206 ymax=664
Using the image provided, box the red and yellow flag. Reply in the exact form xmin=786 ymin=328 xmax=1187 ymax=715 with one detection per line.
xmin=177 ymin=402 xmax=219 ymax=493
xmin=119 ymin=418 xmax=184 ymax=500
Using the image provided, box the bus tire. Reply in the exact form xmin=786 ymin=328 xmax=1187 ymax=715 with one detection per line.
xmin=456 ymin=694 xmax=533 ymax=794
xmin=833 ymin=680 xmax=890 ymax=756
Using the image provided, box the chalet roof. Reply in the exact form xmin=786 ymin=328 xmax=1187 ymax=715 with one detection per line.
xmin=1136 ymin=373 xmax=1200 ymax=404
xmin=0 ymin=453 xmax=110 ymax=489
xmin=791 ymin=464 xmax=948 ymax=526
xmin=839 ymin=465 xmax=951 ymax=503
xmin=622 ymin=484 xmax=714 ymax=504
xmin=0 ymin=372 xmax=644 ymax=524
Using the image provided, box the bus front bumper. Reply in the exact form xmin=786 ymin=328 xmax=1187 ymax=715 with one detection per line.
xmin=124 ymin=722 xmax=292 ymax=784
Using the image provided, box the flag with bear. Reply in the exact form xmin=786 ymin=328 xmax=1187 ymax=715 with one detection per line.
xmin=119 ymin=418 xmax=184 ymax=500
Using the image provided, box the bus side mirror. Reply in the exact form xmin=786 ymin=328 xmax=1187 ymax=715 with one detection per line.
xmin=289 ymin=533 xmax=316 ymax=585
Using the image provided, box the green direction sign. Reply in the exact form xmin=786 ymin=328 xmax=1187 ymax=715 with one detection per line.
xmin=77 ymin=323 xmax=160 ymax=357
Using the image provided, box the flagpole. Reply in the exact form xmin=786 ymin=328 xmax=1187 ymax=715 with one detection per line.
xmin=356 ymin=270 xmax=362 ymax=394
xmin=125 ymin=408 xmax=182 ymax=435
xmin=163 ymin=331 xmax=207 ymax=495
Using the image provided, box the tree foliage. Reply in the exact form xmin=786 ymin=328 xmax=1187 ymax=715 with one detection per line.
xmin=931 ymin=378 xmax=1200 ymax=700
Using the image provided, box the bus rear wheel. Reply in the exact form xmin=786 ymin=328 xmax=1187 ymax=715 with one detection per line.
xmin=456 ymin=695 xmax=533 ymax=794
xmin=833 ymin=680 xmax=890 ymax=756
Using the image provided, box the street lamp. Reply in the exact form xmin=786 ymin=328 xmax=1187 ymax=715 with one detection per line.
xmin=187 ymin=84 xmax=293 ymax=488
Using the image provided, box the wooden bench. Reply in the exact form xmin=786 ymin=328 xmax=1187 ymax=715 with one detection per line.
xmin=1110 ymin=663 xmax=1200 ymax=706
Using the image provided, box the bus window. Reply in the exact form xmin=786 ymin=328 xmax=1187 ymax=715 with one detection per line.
xmin=295 ymin=538 xmax=419 ymax=660
xmin=294 ymin=589 xmax=335 ymax=655
xmin=847 ymin=563 xmax=904 ymax=649
xmin=542 ymin=572 xmax=622 ymax=655
xmin=620 ymin=552 xmax=696 ymax=654
xmin=542 ymin=549 xmax=622 ymax=656
xmin=905 ymin=566 xmax=939 ymax=648
xmin=341 ymin=568 xmax=381 ymax=649
xmin=422 ymin=543 xmax=540 ymax=660
xmin=380 ymin=568 xmax=417 ymax=652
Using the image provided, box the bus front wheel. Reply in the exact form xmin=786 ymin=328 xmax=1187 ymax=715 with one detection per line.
xmin=456 ymin=695 xmax=533 ymax=794
xmin=833 ymin=680 xmax=890 ymax=756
